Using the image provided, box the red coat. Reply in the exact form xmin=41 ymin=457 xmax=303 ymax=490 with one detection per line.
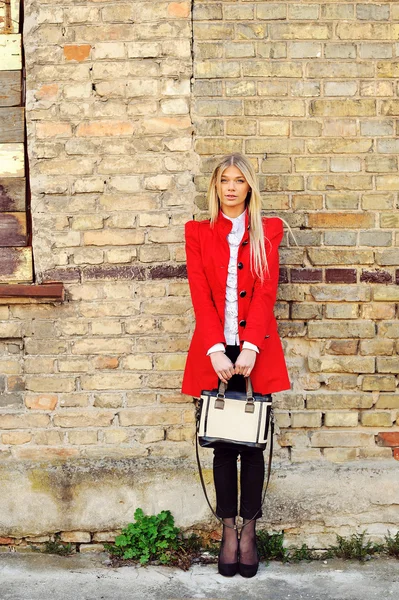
xmin=181 ymin=210 xmax=291 ymax=397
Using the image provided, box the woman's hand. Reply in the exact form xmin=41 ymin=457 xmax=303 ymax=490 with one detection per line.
xmin=234 ymin=349 xmax=257 ymax=378
xmin=210 ymin=351 xmax=235 ymax=384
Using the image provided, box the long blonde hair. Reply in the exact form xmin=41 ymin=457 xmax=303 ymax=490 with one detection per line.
xmin=207 ymin=153 xmax=269 ymax=281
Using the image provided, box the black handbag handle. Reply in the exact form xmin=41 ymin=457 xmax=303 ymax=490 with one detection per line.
xmin=217 ymin=375 xmax=254 ymax=400
xmin=195 ymin=406 xmax=274 ymax=532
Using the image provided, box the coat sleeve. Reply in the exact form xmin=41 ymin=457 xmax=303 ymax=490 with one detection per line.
xmin=185 ymin=220 xmax=226 ymax=353
xmin=241 ymin=217 xmax=283 ymax=349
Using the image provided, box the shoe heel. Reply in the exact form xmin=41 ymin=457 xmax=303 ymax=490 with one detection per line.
xmin=218 ymin=561 xmax=239 ymax=577
xmin=238 ymin=560 xmax=259 ymax=578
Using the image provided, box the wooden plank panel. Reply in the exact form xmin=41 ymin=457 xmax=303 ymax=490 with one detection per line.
xmin=0 ymin=0 xmax=20 ymax=34
xmin=0 ymin=212 xmax=26 ymax=246
xmin=0 ymin=246 xmax=32 ymax=282
xmin=0 ymin=177 xmax=25 ymax=211
xmin=0 ymin=71 xmax=21 ymax=107
xmin=0 ymin=107 xmax=24 ymax=143
xmin=0 ymin=34 xmax=22 ymax=71
xmin=0 ymin=143 xmax=24 ymax=177
xmin=0 ymin=283 xmax=64 ymax=299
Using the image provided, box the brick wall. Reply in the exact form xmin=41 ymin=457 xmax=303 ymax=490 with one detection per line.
xmin=0 ymin=0 xmax=399 ymax=546
xmin=193 ymin=0 xmax=399 ymax=464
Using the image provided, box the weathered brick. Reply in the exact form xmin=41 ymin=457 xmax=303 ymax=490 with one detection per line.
xmin=53 ymin=412 xmax=114 ymax=428
xmin=290 ymin=411 xmax=322 ymax=429
xmin=324 ymin=412 xmax=358 ymax=428
xmin=376 ymin=357 xmax=399 ymax=374
xmin=362 ymin=376 xmax=396 ymax=392
xmin=118 ymin=409 xmax=181 ymax=426
xmin=0 ymin=414 xmax=50 ymax=430
xmin=308 ymin=213 xmax=374 ymax=229
xmin=80 ymin=374 xmax=142 ymax=391
xmin=325 ymin=304 xmax=359 ymax=319
xmin=375 ymin=395 xmax=399 ymax=410
xmin=309 ymin=356 xmax=375 ymax=374
xmin=310 ymin=431 xmax=374 ymax=448
xmin=306 ymin=394 xmax=373 ymax=410
xmin=361 ymin=412 xmax=393 ymax=427
xmin=308 ymin=321 xmax=375 ymax=339
xmin=308 ymin=249 xmax=374 ymax=266
xmin=360 ymin=339 xmax=395 ymax=357
xmin=2 ymin=432 xmax=32 ymax=445
xmin=323 ymin=448 xmax=358 ymax=463
xmin=373 ymin=287 xmax=399 ymax=302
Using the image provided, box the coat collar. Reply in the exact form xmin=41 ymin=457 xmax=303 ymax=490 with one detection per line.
xmin=215 ymin=209 xmax=250 ymax=239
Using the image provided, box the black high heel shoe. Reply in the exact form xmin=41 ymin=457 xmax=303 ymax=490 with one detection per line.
xmin=238 ymin=537 xmax=259 ymax=578
xmin=218 ymin=529 xmax=239 ymax=577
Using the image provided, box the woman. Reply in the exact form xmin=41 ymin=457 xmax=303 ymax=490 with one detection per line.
xmin=182 ymin=153 xmax=291 ymax=578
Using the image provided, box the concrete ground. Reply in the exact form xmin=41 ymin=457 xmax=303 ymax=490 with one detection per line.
xmin=1 ymin=552 xmax=399 ymax=600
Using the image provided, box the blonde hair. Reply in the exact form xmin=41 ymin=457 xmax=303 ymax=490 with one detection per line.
xmin=207 ymin=153 xmax=269 ymax=281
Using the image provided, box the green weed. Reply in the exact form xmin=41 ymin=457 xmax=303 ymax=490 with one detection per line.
xmin=105 ymin=508 xmax=181 ymax=565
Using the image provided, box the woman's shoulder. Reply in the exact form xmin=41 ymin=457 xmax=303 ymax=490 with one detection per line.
xmin=262 ymin=215 xmax=284 ymax=233
xmin=185 ymin=217 xmax=211 ymax=235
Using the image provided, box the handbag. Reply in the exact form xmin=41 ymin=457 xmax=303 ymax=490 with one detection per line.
xmin=194 ymin=376 xmax=275 ymax=530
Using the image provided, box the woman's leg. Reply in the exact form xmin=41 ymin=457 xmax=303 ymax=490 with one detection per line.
xmin=212 ymin=344 xmax=244 ymax=521
xmin=238 ymin=446 xmax=264 ymax=566
xmin=212 ymin=345 xmax=244 ymax=567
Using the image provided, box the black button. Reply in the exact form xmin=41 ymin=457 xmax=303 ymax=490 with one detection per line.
xmin=242 ymin=240 xmax=248 ymax=246
xmin=239 ymin=319 xmax=246 ymax=327
xmin=237 ymin=262 xmax=243 ymax=269
xmin=239 ymin=290 xmax=246 ymax=298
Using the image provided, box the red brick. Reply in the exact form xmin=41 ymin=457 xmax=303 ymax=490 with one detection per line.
xmin=168 ymin=2 xmax=190 ymax=18
xmin=25 ymin=394 xmax=58 ymax=411
xmin=36 ymin=122 xmax=72 ymax=139
xmin=291 ymin=269 xmax=323 ymax=283
xmin=326 ymin=269 xmax=357 ymax=284
xmin=94 ymin=357 xmax=119 ymax=370
xmin=149 ymin=265 xmax=187 ymax=279
xmin=83 ymin=265 xmax=145 ymax=281
xmin=35 ymin=84 xmax=59 ymax=100
xmin=64 ymin=45 xmax=91 ymax=62
xmin=376 ymin=432 xmax=399 ymax=447
xmin=361 ymin=270 xmax=392 ymax=284
xmin=43 ymin=268 xmax=81 ymax=283
xmin=0 ymin=537 xmax=14 ymax=544
xmin=279 ymin=267 xmax=288 ymax=284
xmin=326 ymin=340 xmax=358 ymax=355
xmin=76 ymin=121 xmax=134 ymax=137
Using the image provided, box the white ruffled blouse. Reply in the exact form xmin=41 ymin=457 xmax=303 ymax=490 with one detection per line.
xmin=207 ymin=210 xmax=258 ymax=355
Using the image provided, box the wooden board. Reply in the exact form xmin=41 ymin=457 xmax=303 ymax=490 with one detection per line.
xmin=0 ymin=177 xmax=25 ymax=211
xmin=0 ymin=246 xmax=32 ymax=282
xmin=0 ymin=107 xmax=24 ymax=142
xmin=0 ymin=34 xmax=22 ymax=71
xmin=0 ymin=283 xmax=64 ymax=299
xmin=0 ymin=212 xmax=26 ymax=246
xmin=0 ymin=0 xmax=20 ymax=34
xmin=0 ymin=143 xmax=24 ymax=177
xmin=0 ymin=71 xmax=21 ymax=107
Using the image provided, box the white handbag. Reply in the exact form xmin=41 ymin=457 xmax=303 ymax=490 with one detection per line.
xmin=197 ymin=377 xmax=273 ymax=449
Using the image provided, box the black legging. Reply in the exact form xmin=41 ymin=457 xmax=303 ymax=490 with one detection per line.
xmin=212 ymin=345 xmax=267 ymax=520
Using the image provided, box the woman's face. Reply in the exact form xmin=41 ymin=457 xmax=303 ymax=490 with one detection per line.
xmin=217 ymin=165 xmax=251 ymax=217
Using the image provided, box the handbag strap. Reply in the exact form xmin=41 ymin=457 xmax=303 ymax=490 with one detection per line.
xmin=218 ymin=376 xmax=254 ymax=401
xmin=195 ymin=406 xmax=274 ymax=532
